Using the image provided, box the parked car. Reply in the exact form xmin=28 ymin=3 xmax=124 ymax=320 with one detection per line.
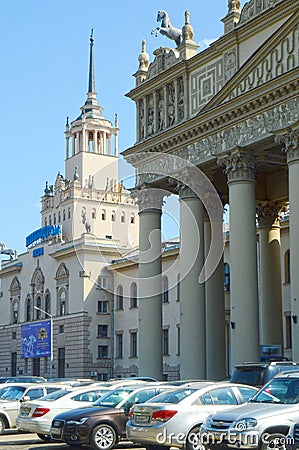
xmin=0 ymin=382 xmax=64 ymax=434
xmin=200 ymin=372 xmax=299 ymax=450
xmin=286 ymin=422 xmax=299 ymax=450
xmin=0 ymin=376 xmax=47 ymax=384
xmin=230 ymin=361 xmax=299 ymax=387
xmin=50 ymin=384 xmax=175 ymax=449
xmin=16 ymin=385 xmax=112 ymax=441
xmin=126 ymin=382 xmax=258 ymax=450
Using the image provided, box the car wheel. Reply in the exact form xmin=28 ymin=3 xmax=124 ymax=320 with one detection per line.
xmin=37 ymin=433 xmax=52 ymax=442
xmin=0 ymin=417 xmax=5 ymax=435
xmin=90 ymin=423 xmax=117 ymax=450
xmin=186 ymin=426 xmax=202 ymax=450
xmin=260 ymin=433 xmax=286 ymax=450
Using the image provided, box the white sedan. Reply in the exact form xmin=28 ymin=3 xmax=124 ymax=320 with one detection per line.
xmin=16 ymin=385 xmax=112 ymax=441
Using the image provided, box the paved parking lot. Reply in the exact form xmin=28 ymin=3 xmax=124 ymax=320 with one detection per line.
xmin=0 ymin=431 xmax=145 ymax=450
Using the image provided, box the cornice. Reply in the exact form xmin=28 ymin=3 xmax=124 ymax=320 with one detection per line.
xmin=0 ymin=263 xmax=23 ymax=278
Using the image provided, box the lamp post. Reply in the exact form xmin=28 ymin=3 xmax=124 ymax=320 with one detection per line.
xmin=34 ymin=306 xmax=53 ymax=380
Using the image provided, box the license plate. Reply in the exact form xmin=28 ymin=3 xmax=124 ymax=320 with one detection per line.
xmin=134 ymin=414 xmax=150 ymax=424
xmin=51 ymin=427 xmax=62 ymax=437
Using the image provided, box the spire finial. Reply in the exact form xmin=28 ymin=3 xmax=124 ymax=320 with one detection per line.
xmin=88 ymin=29 xmax=95 ymax=93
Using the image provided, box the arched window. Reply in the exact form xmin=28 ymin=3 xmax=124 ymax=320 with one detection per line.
xmin=26 ymin=297 xmax=32 ymax=322
xmin=285 ymin=250 xmax=291 ymax=284
xmin=59 ymin=290 xmax=66 ymax=316
xmin=58 ymin=211 xmax=61 ymax=222
xmin=116 ymin=285 xmax=124 ymax=310
xmin=53 ymin=213 xmax=56 ymax=225
xmin=162 ymin=276 xmax=169 ymax=303
xmin=101 ymin=209 xmax=106 ymax=220
xmin=111 ymin=211 xmax=116 ymax=222
xmin=224 ymin=263 xmax=230 ymax=292
xmin=130 ymin=282 xmax=138 ymax=308
xmin=63 ymin=209 xmax=66 ymax=221
xmin=45 ymin=293 xmax=51 ymax=316
xmin=36 ymin=296 xmax=42 ymax=319
xmin=177 ymin=274 xmax=180 ymax=301
xmin=130 ymin=214 xmax=135 ymax=224
xmin=49 ymin=216 xmax=52 ymax=225
xmin=45 ymin=218 xmax=47 ymax=227
xmin=121 ymin=212 xmax=125 ymax=223
xmin=92 ymin=208 xmax=96 ymax=219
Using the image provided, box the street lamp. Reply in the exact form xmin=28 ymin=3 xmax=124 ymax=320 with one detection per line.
xmin=34 ymin=306 xmax=53 ymax=380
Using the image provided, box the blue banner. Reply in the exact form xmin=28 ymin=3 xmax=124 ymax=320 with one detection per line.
xmin=21 ymin=321 xmax=51 ymax=358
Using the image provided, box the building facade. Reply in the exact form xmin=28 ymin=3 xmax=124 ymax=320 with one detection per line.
xmin=0 ymin=1 xmax=298 ymax=381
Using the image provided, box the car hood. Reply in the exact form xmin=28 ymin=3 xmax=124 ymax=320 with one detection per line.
xmin=211 ymin=402 xmax=299 ymax=421
xmin=53 ymin=406 xmax=121 ymax=420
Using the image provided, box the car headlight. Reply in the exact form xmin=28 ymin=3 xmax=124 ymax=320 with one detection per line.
xmin=202 ymin=416 xmax=212 ymax=427
xmin=235 ymin=418 xmax=257 ymax=431
xmin=66 ymin=417 xmax=88 ymax=425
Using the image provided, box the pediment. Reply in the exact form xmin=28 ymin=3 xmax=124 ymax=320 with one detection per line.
xmin=203 ymin=9 xmax=298 ymax=112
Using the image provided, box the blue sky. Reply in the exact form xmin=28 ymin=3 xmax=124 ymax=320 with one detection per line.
xmin=0 ymin=0 xmax=227 ymax=254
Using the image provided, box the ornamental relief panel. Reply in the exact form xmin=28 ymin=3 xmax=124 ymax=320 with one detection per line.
xmin=238 ymin=0 xmax=283 ymax=25
xmin=135 ymin=98 xmax=298 ymax=186
xmin=226 ymin=24 xmax=298 ymax=100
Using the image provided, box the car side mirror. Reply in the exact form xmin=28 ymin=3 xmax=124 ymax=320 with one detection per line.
xmin=20 ymin=395 xmax=30 ymax=403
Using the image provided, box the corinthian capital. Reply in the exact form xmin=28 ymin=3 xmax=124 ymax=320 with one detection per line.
xmin=131 ymin=186 xmax=170 ymax=213
xmin=256 ymin=201 xmax=287 ymax=228
xmin=218 ymin=149 xmax=256 ymax=183
xmin=275 ymin=127 xmax=299 ymax=163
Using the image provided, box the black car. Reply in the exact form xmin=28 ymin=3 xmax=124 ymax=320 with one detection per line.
xmin=50 ymin=384 xmax=172 ymax=450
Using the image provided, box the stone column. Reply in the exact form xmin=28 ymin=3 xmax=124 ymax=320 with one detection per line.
xmin=256 ymin=202 xmax=284 ymax=348
xmin=133 ymin=187 xmax=169 ymax=379
xmin=204 ymin=213 xmax=226 ymax=380
xmin=65 ymin=136 xmax=69 ymax=159
xmin=93 ymin=130 xmax=98 ymax=153
xmin=276 ymin=128 xmax=299 ymax=360
xmin=221 ymin=149 xmax=259 ymax=367
xmin=179 ymin=186 xmax=206 ymax=379
xmin=72 ymin=134 xmax=75 ymax=156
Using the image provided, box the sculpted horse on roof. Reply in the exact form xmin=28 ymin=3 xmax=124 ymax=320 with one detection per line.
xmin=151 ymin=10 xmax=182 ymax=47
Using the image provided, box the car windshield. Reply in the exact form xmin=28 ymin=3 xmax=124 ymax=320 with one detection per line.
xmin=94 ymin=389 xmax=133 ymax=407
xmin=0 ymin=386 xmax=26 ymax=400
xmin=250 ymin=378 xmax=299 ymax=404
xmin=230 ymin=367 xmax=265 ymax=386
xmin=149 ymin=388 xmax=197 ymax=404
xmin=38 ymin=389 xmax=72 ymax=402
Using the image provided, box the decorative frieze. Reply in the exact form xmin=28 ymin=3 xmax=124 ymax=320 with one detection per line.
xmin=134 ymin=99 xmax=298 ymax=185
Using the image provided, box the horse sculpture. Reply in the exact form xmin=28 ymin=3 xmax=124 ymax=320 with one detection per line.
xmin=151 ymin=10 xmax=182 ymax=47
xmin=0 ymin=242 xmax=17 ymax=260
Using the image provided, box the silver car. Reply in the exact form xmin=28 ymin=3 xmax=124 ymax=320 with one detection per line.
xmin=126 ymin=382 xmax=258 ymax=450
xmin=200 ymin=372 xmax=299 ymax=450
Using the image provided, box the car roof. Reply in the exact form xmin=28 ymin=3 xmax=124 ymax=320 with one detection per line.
xmin=273 ymin=371 xmax=299 ymax=379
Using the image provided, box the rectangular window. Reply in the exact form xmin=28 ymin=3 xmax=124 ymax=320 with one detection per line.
xmin=116 ymin=334 xmax=123 ymax=358
xmin=130 ymin=332 xmax=137 ymax=358
xmin=59 ymin=325 xmax=64 ymax=334
xmin=163 ymin=329 xmax=169 ymax=356
xmin=177 ymin=326 xmax=180 ymax=355
xmin=98 ymin=276 xmax=109 ymax=289
xmin=98 ymin=324 xmax=108 ymax=338
xmin=58 ymin=347 xmax=65 ymax=378
xmin=98 ymin=301 xmax=109 ymax=314
xmin=286 ymin=315 xmax=292 ymax=348
xmin=33 ymin=358 xmax=41 ymax=376
xmin=11 ymin=352 xmax=17 ymax=377
xmin=98 ymin=345 xmax=109 ymax=359
xmin=12 ymin=332 xmax=16 ymax=340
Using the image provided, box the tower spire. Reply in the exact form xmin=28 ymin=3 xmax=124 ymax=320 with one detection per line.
xmin=79 ymin=30 xmax=103 ymax=119
xmin=88 ymin=29 xmax=95 ymax=93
